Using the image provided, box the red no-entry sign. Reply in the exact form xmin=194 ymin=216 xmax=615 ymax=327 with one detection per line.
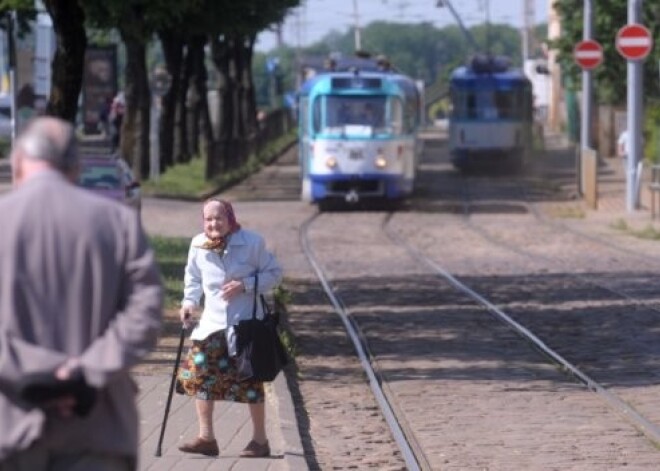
xmin=616 ymin=24 xmax=653 ymax=61
xmin=574 ymin=39 xmax=603 ymax=70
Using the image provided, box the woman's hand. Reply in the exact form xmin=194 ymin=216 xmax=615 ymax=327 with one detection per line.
xmin=180 ymin=305 xmax=196 ymax=329
xmin=221 ymin=279 xmax=245 ymax=301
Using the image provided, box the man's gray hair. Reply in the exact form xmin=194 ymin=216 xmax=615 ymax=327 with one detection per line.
xmin=13 ymin=118 xmax=78 ymax=172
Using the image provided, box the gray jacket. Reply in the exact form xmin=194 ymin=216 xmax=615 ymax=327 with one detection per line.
xmin=0 ymin=171 xmax=163 ymax=460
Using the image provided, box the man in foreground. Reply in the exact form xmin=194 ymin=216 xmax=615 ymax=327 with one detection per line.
xmin=0 ymin=117 xmax=163 ymax=470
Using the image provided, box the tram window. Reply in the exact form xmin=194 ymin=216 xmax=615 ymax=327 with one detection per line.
xmin=466 ymin=93 xmax=477 ymax=118
xmin=404 ymin=99 xmax=417 ymax=133
xmin=300 ymin=97 xmax=309 ymax=137
xmin=495 ymin=91 xmax=512 ymax=118
xmin=312 ymin=98 xmax=323 ymax=133
xmin=324 ymin=96 xmax=387 ymax=129
xmin=390 ymin=98 xmax=403 ymax=135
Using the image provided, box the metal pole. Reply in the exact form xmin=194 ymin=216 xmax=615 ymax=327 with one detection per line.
xmin=352 ymin=0 xmax=361 ymax=51
xmin=436 ymin=0 xmax=480 ymax=53
xmin=522 ymin=0 xmax=529 ymax=65
xmin=7 ymin=12 xmax=16 ymax=143
xmin=579 ymin=0 xmax=594 ymax=195
xmin=149 ymin=95 xmax=160 ymax=181
xmin=626 ymin=0 xmax=644 ymax=212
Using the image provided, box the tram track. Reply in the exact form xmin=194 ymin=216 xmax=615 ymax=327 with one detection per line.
xmin=300 ymin=212 xmax=429 ymax=471
xmin=412 ymin=174 xmax=660 ymax=439
xmin=297 ymin=206 xmax=660 ymax=469
xmin=383 ymin=208 xmax=660 ymax=447
xmin=460 ymin=179 xmax=660 ymax=312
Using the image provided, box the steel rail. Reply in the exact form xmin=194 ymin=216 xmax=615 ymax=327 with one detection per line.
xmin=300 ymin=212 xmax=427 ymax=471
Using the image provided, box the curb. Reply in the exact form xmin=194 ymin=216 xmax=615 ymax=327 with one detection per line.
xmin=271 ymin=371 xmax=308 ymax=470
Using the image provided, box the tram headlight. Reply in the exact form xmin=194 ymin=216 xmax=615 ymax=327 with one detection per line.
xmin=374 ymin=154 xmax=388 ymax=169
xmin=325 ymin=156 xmax=338 ymax=168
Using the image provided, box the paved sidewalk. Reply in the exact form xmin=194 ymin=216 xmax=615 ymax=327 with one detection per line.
xmin=537 ymin=131 xmax=659 ymax=231
xmin=0 ymin=156 xmax=310 ymax=470
xmin=135 ymin=372 xmax=307 ymax=471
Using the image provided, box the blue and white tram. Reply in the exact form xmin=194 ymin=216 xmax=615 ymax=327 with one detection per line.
xmin=448 ymin=56 xmax=533 ymax=171
xmin=298 ymin=68 xmax=421 ymax=206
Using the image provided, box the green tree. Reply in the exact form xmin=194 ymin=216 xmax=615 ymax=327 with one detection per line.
xmin=550 ymin=0 xmax=660 ymax=104
xmin=254 ymin=20 xmax=527 ymax=99
xmin=179 ymin=0 xmax=299 ymax=178
xmin=84 ymin=0 xmax=202 ymax=179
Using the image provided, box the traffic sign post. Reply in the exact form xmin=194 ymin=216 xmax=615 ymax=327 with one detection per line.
xmin=618 ymin=5 xmax=654 ymax=211
xmin=574 ymin=39 xmax=603 ymax=70
xmin=616 ymin=23 xmax=653 ymax=61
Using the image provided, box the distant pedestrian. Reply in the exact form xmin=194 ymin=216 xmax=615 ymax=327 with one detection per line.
xmin=176 ymin=198 xmax=282 ymax=458
xmin=0 ymin=116 xmax=163 ymax=470
xmin=617 ymin=128 xmax=629 ymax=163
xmin=618 ymin=128 xmax=645 ymax=168
xmin=98 ymin=95 xmax=113 ymax=137
xmin=109 ymin=92 xmax=126 ymax=150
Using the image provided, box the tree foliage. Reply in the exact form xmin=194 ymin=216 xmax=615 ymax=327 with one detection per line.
xmin=253 ymin=20 xmax=528 ymax=107
xmin=550 ymin=0 xmax=660 ymax=104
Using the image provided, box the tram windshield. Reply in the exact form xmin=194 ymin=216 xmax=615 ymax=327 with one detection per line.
xmin=312 ymin=95 xmax=404 ymax=137
xmin=452 ymin=88 xmax=529 ymax=120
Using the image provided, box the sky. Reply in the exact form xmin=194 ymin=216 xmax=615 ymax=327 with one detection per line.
xmin=255 ymin=0 xmax=551 ymax=52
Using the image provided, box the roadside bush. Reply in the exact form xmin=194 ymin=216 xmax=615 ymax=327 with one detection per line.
xmin=645 ymin=100 xmax=660 ymax=164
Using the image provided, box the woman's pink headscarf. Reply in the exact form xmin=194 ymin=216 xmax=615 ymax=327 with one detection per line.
xmin=199 ymin=199 xmax=241 ymax=253
xmin=203 ymin=198 xmax=241 ymax=233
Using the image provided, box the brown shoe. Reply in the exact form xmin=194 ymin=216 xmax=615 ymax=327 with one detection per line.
xmin=178 ymin=437 xmax=219 ymax=456
xmin=240 ymin=439 xmax=270 ymax=458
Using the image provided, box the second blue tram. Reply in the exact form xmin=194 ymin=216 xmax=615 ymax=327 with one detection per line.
xmin=298 ymin=67 xmax=421 ymax=206
xmin=448 ymin=57 xmax=533 ymax=171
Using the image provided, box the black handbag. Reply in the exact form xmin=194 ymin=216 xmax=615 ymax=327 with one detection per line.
xmin=235 ymin=275 xmax=288 ymax=382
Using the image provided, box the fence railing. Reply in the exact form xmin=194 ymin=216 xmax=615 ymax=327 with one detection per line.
xmin=213 ymin=107 xmax=295 ymax=177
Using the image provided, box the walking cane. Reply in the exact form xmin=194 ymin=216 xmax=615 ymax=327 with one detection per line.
xmin=155 ymin=326 xmax=187 ymax=457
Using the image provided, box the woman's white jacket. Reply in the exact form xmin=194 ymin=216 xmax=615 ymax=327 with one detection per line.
xmin=181 ymin=229 xmax=283 ymax=341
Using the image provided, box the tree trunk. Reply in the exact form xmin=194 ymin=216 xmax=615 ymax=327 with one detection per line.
xmin=186 ymin=38 xmax=201 ymax=158
xmin=244 ymin=34 xmax=258 ymax=137
xmin=210 ymin=35 xmax=235 ymax=178
xmin=232 ymin=36 xmax=246 ymax=165
xmin=177 ymin=39 xmax=193 ymax=164
xmin=43 ymin=0 xmax=87 ymax=121
xmin=190 ymin=35 xmax=215 ymax=166
xmin=120 ymin=34 xmax=150 ymax=180
xmin=228 ymin=35 xmax=242 ymax=169
xmin=157 ymin=29 xmax=184 ymax=172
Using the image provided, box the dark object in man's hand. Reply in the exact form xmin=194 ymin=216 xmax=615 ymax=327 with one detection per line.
xmin=18 ymin=370 xmax=97 ymax=417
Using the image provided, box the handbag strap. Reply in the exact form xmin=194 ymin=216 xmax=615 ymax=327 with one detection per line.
xmin=252 ymin=273 xmax=259 ymax=320
xmin=251 ymin=273 xmax=273 ymax=320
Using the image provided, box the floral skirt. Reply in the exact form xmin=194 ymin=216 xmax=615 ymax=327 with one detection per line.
xmin=176 ymin=330 xmax=265 ymax=403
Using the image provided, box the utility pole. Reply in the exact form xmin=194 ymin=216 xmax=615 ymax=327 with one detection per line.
xmin=7 ymin=12 xmax=16 ymax=143
xmin=352 ymin=0 xmax=361 ymax=51
xmin=275 ymin=23 xmax=283 ymax=49
xmin=579 ymin=0 xmax=594 ymax=195
xmin=522 ymin=0 xmax=534 ymax=63
xmin=626 ymin=0 xmax=644 ymax=211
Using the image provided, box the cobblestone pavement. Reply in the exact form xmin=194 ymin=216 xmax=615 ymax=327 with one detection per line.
xmin=279 ymin=130 xmax=660 ymax=469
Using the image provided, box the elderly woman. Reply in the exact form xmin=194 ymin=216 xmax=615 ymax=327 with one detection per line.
xmin=176 ymin=198 xmax=282 ymax=458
